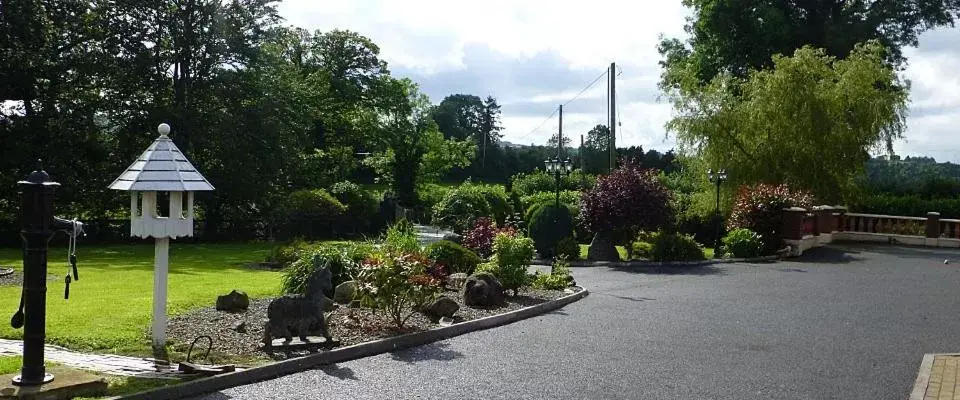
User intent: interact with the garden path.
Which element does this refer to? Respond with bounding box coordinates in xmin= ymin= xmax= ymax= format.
xmin=0 ymin=338 xmax=198 ymax=379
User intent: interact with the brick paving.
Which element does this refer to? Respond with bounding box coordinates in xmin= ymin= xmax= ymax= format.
xmin=0 ymin=338 xmax=184 ymax=379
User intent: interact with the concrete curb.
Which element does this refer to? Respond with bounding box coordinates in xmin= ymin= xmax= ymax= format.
xmin=532 ymin=255 xmax=780 ymax=268
xmin=909 ymin=353 xmax=938 ymax=400
xmin=112 ymin=287 xmax=589 ymax=400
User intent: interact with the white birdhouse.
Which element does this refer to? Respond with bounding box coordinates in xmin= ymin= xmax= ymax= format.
xmin=107 ymin=123 xmax=214 ymax=351
xmin=108 ymin=123 xmax=214 ymax=238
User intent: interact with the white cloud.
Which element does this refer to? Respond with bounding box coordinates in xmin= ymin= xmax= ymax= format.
xmin=278 ymin=0 xmax=960 ymax=162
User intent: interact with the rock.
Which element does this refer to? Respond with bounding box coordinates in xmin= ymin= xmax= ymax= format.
xmin=334 ymin=281 xmax=357 ymax=304
xmin=422 ymin=297 xmax=459 ymax=319
xmin=462 ymin=272 xmax=505 ymax=307
xmin=233 ymin=320 xmax=246 ymax=333
xmin=442 ymin=233 xmax=463 ymax=244
xmin=945 ymin=259 xmax=950 ymax=265
xmin=438 ymin=316 xmax=454 ymax=327
xmin=587 ymin=231 xmax=620 ymax=261
xmin=446 ymin=273 xmax=469 ymax=289
xmin=216 ymin=290 xmax=249 ymax=312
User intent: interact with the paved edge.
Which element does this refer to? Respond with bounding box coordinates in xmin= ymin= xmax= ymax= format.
xmin=111 ymin=287 xmax=590 ymax=400
xmin=910 ymin=353 xmax=946 ymax=400
xmin=532 ymin=255 xmax=780 ymax=268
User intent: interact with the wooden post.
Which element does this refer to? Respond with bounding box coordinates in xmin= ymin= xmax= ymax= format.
xmin=152 ymin=237 xmax=169 ymax=350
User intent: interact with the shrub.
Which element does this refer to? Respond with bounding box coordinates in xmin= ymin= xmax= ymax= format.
xmin=281 ymin=189 xmax=347 ymax=239
xmin=462 ymin=217 xmax=518 ymax=259
xmin=511 ymin=170 xmax=596 ymax=197
xmin=426 ymin=240 xmax=482 ymax=274
xmin=280 ymin=241 xmax=375 ymax=295
xmin=528 ymin=205 xmax=575 ymax=259
xmin=531 ymin=257 xmax=574 ymax=290
xmin=432 ymin=184 xmax=492 ymax=233
xmin=521 ymin=191 xmax=580 ymax=218
xmin=478 ymin=185 xmax=512 ymax=225
xmin=555 ymin=236 xmax=580 ymax=261
xmin=330 ymin=181 xmax=380 ymax=235
xmin=649 ymin=231 xmax=705 ymax=262
xmin=475 ymin=232 xmax=535 ymax=295
xmin=383 ymin=218 xmax=421 ymax=256
xmin=355 ymin=252 xmax=443 ymax=329
xmin=727 ymin=183 xmax=814 ymax=255
xmin=268 ymin=237 xmax=317 ymax=267
xmin=580 ymin=163 xmax=673 ymax=237
xmin=722 ymin=228 xmax=763 ymax=258
xmin=631 ymin=241 xmax=653 ymax=259
xmin=417 ymin=183 xmax=453 ymax=221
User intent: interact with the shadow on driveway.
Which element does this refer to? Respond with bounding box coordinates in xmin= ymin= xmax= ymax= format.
xmin=388 ymin=341 xmax=463 ymax=364
xmin=791 ymin=243 xmax=960 ymax=264
xmin=608 ymin=265 xmax=725 ymax=276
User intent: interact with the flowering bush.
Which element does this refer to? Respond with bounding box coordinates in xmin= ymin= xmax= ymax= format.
xmin=475 ymin=232 xmax=535 ymax=295
xmin=580 ymin=163 xmax=673 ymax=237
xmin=355 ymin=252 xmax=443 ymax=329
xmin=462 ymin=217 xmax=518 ymax=258
xmin=727 ymin=183 xmax=814 ymax=254
xmin=722 ymin=228 xmax=763 ymax=258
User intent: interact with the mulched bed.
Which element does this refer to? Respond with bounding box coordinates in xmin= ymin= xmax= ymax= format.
xmin=167 ymin=286 xmax=577 ymax=362
xmin=0 ymin=267 xmax=60 ymax=286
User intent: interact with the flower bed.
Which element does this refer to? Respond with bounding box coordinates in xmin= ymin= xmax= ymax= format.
xmin=167 ymin=286 xmax=575 ymax=363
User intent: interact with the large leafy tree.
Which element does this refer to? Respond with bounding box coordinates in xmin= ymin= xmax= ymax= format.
xmin=666 ymin=42 xmax=908 ymax=203
xmin=659 ymin=0 xmax=960 ymax=91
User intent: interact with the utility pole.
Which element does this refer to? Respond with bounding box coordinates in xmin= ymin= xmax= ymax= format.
xmin=611 ymin=62 xmax=617 ymax=171
xmin=580 ymin=134 xmax=584 ymax=171
xmin=558 ymin=104 xmax=563 ymax=158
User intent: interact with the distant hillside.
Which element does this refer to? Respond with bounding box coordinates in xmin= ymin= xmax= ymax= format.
xmin=862 ymin=156 xmax=960 ymax=196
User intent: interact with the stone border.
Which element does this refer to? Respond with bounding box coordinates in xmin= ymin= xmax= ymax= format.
xmin=910 ymin=353 xmax=944 ymax=400
xmin=110 ymin=287 xmax=589 ymax=400
xmin=532 ymin=255 xmax=780 ymax=268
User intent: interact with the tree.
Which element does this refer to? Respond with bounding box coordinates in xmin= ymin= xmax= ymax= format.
xmin=658 ymin=0 xmax=960 ymax=92
xmin=580 ymin=162 xmax=674 ymax=261
xmin=547 ymin=132 xmax=572 ymax=149
xmin=582 ymin=125 xmax=611 ymax=174
xmin=665 ymin=41 xmax=908 ymax=203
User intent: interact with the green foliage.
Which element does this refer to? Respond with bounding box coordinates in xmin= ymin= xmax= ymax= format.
xmin=849 ymin=193 xmax=960 ymax=219
xmin=355 ymin=253 xmax=443 ymax=328
xmin=521 ymin=191 xmax=581 ymax=217
xmin=528 ymin=205 xmax=575 ymax=259
xmin=330 ymin=181 xmax=380 ymax=235
xmin=268 ymin=237 xmax=317 ymax=267
xmin=554 ymin=237 xmax=580 ymax=261
xmin=476 ymin=232 xmax=535 ymax=294
xmin=631 ymin=241 xmax=653 ymax=259
xmin=658 ymin=0 xmax=959 ymax=90
xmin=728 ymin=183 xmax=814 ymax=255
xmin=722 ymin=229 xmax=763 ymax=259
xmin=417 ymin=183 xmax=453 ymax=216
xmin=280 ymin=242 xmax=374 ymax=294
xmin=426 ymin=240 xmax=482 ymax=275
xmin=511 ymin=170 xmax=595 ymax=197
xmin=861 ymin=157 xmax=960 ymax=198
xmin=664 ymin=42 xmax=908 ymax=203
xmin=649 ymin=232 xmax=706 ymax=262
xmin=281 ymin=189 xmax=348 ymax=239
xmin=383 ymin=218 xmax=421 ymax=256
xmin=531 ymin=257 xmax=574 ymax=290
xmin=431 ymin=182 xmax=510 ymax=232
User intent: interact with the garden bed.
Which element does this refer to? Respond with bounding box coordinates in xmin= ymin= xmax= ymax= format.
xmin=166 ymin=286 xmax=574 ymax=363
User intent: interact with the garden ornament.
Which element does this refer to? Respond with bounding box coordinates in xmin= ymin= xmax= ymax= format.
xmin=262 ymin=258 xmax=338 ymax=351
xmin=9 ymin=161 xmax=85 ymax=386
xmin=108 ymin=123 xmax=215 ymax=351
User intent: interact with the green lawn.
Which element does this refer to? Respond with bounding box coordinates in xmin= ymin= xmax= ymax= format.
xmin=0 ymin=243 xmax=279 ymax=356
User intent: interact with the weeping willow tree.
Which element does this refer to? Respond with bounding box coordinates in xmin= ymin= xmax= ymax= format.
xmin=663 ymin=41 xmax=909 ymax=204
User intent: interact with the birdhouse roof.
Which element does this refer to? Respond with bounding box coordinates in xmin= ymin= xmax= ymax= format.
xmin=109 ymin=135 xmax=214 ymax=192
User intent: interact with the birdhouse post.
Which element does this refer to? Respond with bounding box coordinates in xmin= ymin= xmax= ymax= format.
xmin=109 ymin=123 xmax=214 ymax=351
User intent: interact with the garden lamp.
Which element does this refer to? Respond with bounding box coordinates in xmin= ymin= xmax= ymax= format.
xmin=707 ymin=169 xmax=727 ymax=258
xmin=108 ymin=123 xmax=215 ymax=352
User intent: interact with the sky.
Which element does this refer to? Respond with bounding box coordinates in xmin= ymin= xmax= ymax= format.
xmin=277 ymin=0 xmax=960 ymax=163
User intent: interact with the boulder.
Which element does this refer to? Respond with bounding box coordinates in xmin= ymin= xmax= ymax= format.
xmin=323 ymin=296 xmax=337 ymax=312
xmin=446 ymin=273 xmax=469 ymax=289
xmin=216 ymin=290 xmax=249 ymax=312
xmin=422 ymin=297 xmax=459 ymax=320
xmin=233 ymin=320 xmax=247 ymax=333
xmin=334 ymin=281 xmax=357 ymax=304
xmin=462 ymin=272 xmax=505 ymax=307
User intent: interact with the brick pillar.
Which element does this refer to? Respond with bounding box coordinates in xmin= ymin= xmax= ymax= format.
xmin=815 ymin=206 xmax=834 ymax=235
xmin=782 ymin=207 xmax=807 ymax=241
xmin=926 ymin=212 xmax=940 ymax=239
xmin=834 ymin=206 xmax=847 ymax=232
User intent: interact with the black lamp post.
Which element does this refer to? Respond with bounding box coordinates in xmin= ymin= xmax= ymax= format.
xmin=707 ymin=169 xmax=727 ymax=258
xmin=544 ymin=158 xmax=574 ymax=207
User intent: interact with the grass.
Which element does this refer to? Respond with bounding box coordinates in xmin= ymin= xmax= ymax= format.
xmin=0 ymin=243 xmax=279 ymax=356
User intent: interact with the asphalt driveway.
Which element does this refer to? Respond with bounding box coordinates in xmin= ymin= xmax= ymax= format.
xmin=198 ymin=244 xmax=960 ymax=400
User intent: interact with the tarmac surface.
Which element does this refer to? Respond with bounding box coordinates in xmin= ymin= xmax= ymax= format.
xmin=197 ymin=244 xmax=960 ymax=400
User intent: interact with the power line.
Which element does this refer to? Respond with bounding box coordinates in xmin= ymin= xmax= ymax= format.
xmin=517 ymin=68 xmax=610 ymax=143
xmin=563 ymin=69 xmax=609 ymax=108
